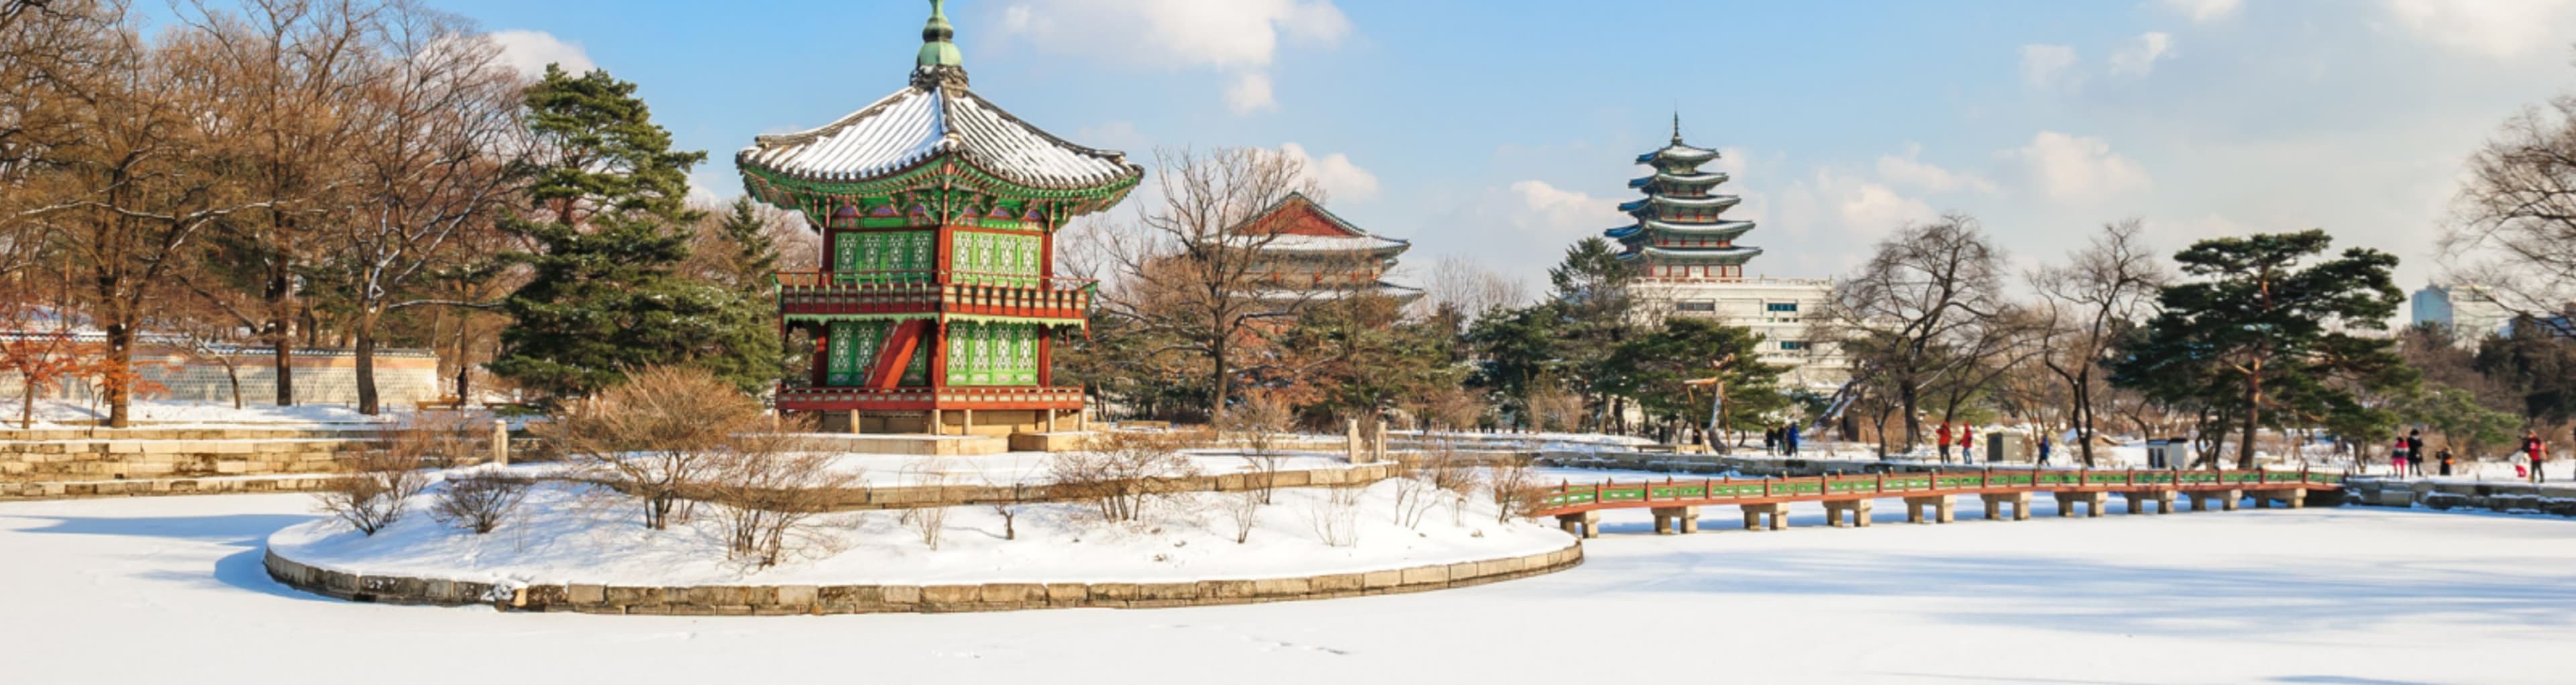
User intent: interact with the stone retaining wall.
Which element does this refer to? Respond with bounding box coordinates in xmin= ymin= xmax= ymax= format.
xmin=2343 ymin=478 xmax=2576 ymax=516
xmin=263 ymin=540 xmax=1583 ymax=615
xmin=2 ymin=474 xmax=341 ymax=499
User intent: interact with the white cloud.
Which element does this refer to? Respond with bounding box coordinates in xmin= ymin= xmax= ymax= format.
xmin=2158 ymin=0 xmax=2242 ymax=23
xmin=486 ymin=30 xmax=594 ymax=78
xmin=1876 ymin=143 xmax=2000 ymax=194
xmin=1508 ymin=180 xmax=1621 ymax=233
xmin=2004 ymin=131 xmax=2152 ymax=203
xmin=2019 ymin=44 xmax=2079 ymax=89
xmin=2109 ymin=32 xmax=2174 ymax=76
xmin=1000 ymin=0 xmax=1347 ymax=113
xmin=1273 ymin=143 xmax=1380 ymax=202
xmin=2383 ymin=0 xmax=2576 ymax=60
xmin=1225 ymin=73 xmax=1277 ymax=114
xmin=1073 ymin=121 xmax=1152 ymax=153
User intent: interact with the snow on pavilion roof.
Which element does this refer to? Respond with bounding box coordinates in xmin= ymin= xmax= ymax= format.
xmin=739 ymin=83 xmax=1142 ymax=191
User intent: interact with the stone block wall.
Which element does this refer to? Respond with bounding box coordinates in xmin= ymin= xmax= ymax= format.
xmin=264 ymin=541 xmax=1583 ymax=615
xmin=2344 ymin=478 xmax=2576 ymax=517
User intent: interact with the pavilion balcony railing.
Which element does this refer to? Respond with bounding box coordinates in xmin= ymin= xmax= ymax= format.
xmin=775 ymin=384 xmax=1086 ymax=408
xmin=775 ymin=270 xmax=1095 ymax=319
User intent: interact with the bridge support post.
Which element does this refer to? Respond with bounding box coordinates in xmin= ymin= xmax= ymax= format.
xmin=1903 ymin=494 xmax=1954 ymax=523
xmin=1823 ymin=498 xmax=1872 ymax=527
xmin=1650 ymin=506 xmax=1700 ymax=535
xmin=2055 ymin=491 xmax=2108 ymax=517
xmin=2249 ymin=488 xmax=2305 ymax=509
xmin=1554 ymin=511 xmax=1601 ymax=539
xmin=1981 ymin=492 xmax=2031 ymax=521
xmin=1740 ymin=503 xmax=1789 ymax=531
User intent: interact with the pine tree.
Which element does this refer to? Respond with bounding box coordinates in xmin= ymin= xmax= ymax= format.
xmin=2110 ymin=229 xmax=2413 ymax=468
xmin=489 ymin=66 xmax=769 ymax=399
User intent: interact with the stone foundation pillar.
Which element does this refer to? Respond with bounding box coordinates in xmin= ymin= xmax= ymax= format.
xmin=1740 ymin=502 xmax=1790 ymax=531
xmin=2122 ymin=490 xmax=2177 ymax=514
xmin=1555 ymin=511 xmax=1601 ymax=539
xmin=490 ymin=420 xmax=509 ymax=467
xmin=2055 ymin=490 xmax=2108 ymax=517
xmin=1650 ymin=505 xmax=1701 ymax=535
xmin=1904 ymin=494 xmax=1954 ymax=524
xmin=928 ymin=409 xmax=943 ymax=436
xmin=1981 ymin=492 xmax=2031 ymax=521
xmin=1346 ymin=419 xmax=1362 ymax=464
xmin=1823 ymin=498 xmax=1873 ymax=527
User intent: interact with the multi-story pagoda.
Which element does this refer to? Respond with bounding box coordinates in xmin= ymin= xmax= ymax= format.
xmin=1607 ymin=116 xmax=1761 ymax=280
xmin=739 ymin=0 xmax=1140 ymax=435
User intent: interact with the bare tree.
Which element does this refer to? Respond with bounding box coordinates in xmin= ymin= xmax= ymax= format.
xmin=316 ymin=441 xmax=429 ymax=535
xmin=327 ymin=5 xmax=523 ymax=414
xmin=1096 ymin=147 xmax=1320 ymax=420
xmin=1421 ymin=255 xmax=1527 ymax=318
xmin=1829 ymin=215 xmax=2009 ymax=453
xmin=2029 ymin=220 xmax=2169 ymax=466
xmin=2446 ymin=89 xmax=2576 ymax=336
xmin=1053 ymin=431 xmax=1198 ymax=523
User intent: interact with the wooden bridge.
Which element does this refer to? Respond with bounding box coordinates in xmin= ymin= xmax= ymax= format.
xmin=1529 ymin=468 xmax=2346 ymax=537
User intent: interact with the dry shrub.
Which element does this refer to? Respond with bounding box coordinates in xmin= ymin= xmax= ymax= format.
xmin=1426 ymin=386 xmax=1486 ymax=433
xmin=1487 ymin=452 xmax=1539 ymax=523
xmin=898 ymin=456 xmax=953 ymax=550
xmin=397 ymin=410 xmax=492 ymax=468
xmin=1306 ymin=484 xmax=1362 ymax=547
xmin=1420 ymin=442 xmax=1481 ymax=525
xmin=431 ymin=474 xmax=529 ymax=534
xmin=1528 ymin=383 xmax=1582 ymax=433
xmin=704 ymin=429 xmax=855 ymax=567
xmin=1221 ymin=390 xmax=1295 ymax=504
xmin=543 ymin=366 xmax=760 ymax=530
xmin=1222 ymin=488 xmax=1262 ymax=543
xmin=1056 ymin=431 xmax=1200 ymax=523
xmin=316 ymin=448 xmax=428 ymax=535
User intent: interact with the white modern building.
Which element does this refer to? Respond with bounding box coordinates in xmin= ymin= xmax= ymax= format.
xmin=2411 ymin=282 xmax=2510 ymax=344
xmin=1607 ymin=120 xmax=1845 ymax=388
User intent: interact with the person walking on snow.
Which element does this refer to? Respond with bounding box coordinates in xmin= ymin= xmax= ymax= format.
xmin=2435 ymin=446 xmax=2455 ymax=477
xmin=1785 ymin=423 xmax=1802 ymax=457
xmin=2036 ymin=433 xmax=2053 ymax=466
xmin=2392 ymin=435 xmax=2412 ymax=477
xmin=1937 ymin=422 xmax=1953 ymax=462
xmin=1960 ymin=425 xmax=1977 ymax=462
xmin=1762 ymin=425 xmax=1779 ymax=456
xmin=2526 ymin=431 xmax=2549 ymax=484
xmin=2406 ymin=429 xmax=2426 ymax=479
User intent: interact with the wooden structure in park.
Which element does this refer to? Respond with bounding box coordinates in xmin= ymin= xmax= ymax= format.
xmin=1530 ymin=468 xmax=2347 ymax=537
xmin=739 ymin=0 xmax=1138 ymax=435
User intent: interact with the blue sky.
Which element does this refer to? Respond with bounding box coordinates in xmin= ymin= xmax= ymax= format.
xmin=421 ymin=0 xmax=2576 ymax=296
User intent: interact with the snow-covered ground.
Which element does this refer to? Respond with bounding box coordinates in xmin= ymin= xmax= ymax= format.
xmin=269 ymin=476 xmax=1562 ymax=586
xmin=10 ymin=399 xmax=390 ymax=427
xmin=5 ymin=493 xmax=2572 ymax=684
xmin=822 ymin=450 xmax=1356 ymax=488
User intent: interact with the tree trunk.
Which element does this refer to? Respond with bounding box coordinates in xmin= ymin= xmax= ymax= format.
xmin=1898 ymin=380 xmax=1922 ymax=453
xmin=2072 ymin=370 xmax=2097 ymax=467
xmin=20 ymin=372 xmax=35 ymax=428
xmin=223 ymin=361 xmax=242 ymax=410
xmin=105 ymin=323 xmax=133 ymax=429
xmin=1209 ymin=336 xmax=1229 ymax=422
xmin=355 ymin=313 xmax=380 ymax=415
xmin=2240 ymin=371 xmax=2263 ymax=470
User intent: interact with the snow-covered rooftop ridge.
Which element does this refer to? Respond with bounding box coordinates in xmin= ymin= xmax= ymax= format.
xmin=1252 ymin=233 xmax=1410 ymax=253
xmin=739 ymin=84 xmax=1142 ymax=191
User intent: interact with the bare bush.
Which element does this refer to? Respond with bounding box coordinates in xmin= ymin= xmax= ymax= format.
xmin=1223 ymin=488 xmax=1262 ymax=543
xmin=900 ymin=456 xmax=953 ymax=550
xmin=1527 ymin=383 xmax=1583 ymax=433
xmin=1426 ymin=386 xmax=1487 ymax=433
xmin=981 ymin=453 xmax=1036 ymax=541
xmin=316 ymin=449 xmax=428 ymax=535
xmin=1391 ymin=475 xmax=1436 ymax=529
xmin=430 ymin=474 xmax=529 ymax=534
xmin=1420 ymin=443 xmax=1481 ymax=526
xmin=1055 ymin=431 xmax=1201 ymax=523
xmin=1487 ymin=453 xmax=1538 ymax=523
xmin=1306 ymin=485 xmax=1363 ymax=547
xmin=543 ymin=366 xmax=761 ymax=530
xmin=397 ymin=408 xmax=491 ymax=468
xmin=703 ymin=430 xmax=855 ymax=567
xmin=1221 ymin=390 xmax=1294 ymax=504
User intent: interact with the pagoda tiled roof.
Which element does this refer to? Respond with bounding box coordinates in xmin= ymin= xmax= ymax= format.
xmin=1636 ymin=143 xmax=1720 ymax=164
xmin=1628 ymin=171 xmax=1732 ymax=189
xmin=1623 ymin=245 xmax=1765 ymax=264
xmin=1619 ymin=194 xmax=1743 ymax=214
xmin=739 ymin=83 xmax=1142 ymax=191
xmin=1605 ymin=219 xmax=1756 ymax=240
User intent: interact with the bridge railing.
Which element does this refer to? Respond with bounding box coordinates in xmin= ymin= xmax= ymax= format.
xmin=1532 ymin=468 xmax=2342 ymax=512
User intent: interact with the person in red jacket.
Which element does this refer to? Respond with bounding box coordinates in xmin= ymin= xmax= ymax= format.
xmin=2392 ymin=436 xmax=2411 ymax=478
xmin=1961 ymin=425 xmax=1978 ymax=462
xmin=1936 ymin=422 xmax=1953 ymax=462
xmin=2526 ymin=431 xmax=2549 ymax=484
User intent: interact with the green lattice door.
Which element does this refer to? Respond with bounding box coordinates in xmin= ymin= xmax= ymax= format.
xmin=833 ymin=230 xmax=936 ymax=282
xmin=943 ymin=321 xmax=1039 ymax=386
xmin=950 ymin=231 xmax=1040 ymax=286
xmin=824 ymin=321 xmax=889 ymax=386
